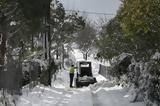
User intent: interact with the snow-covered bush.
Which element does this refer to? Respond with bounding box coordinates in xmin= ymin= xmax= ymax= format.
xmin=106 ymin=52 xmax=160 ymax=105
xmin=143 ymin=57 xmax=160 ymax=106
xmin=108 ymin=53 xmax=132 ymax=83
xmin=128 ymin=52 xmax=160 ymax=105
xmin=40 ymin=59 xmax=58 ymax=86
xmin=0 ymin=90 xmax=17 ymax=106
xmin=128 ymin=61 xmax=145 ymax=102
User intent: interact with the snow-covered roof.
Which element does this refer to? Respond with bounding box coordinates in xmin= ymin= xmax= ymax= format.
xmin=118 ymin=53 xmax=132 ymax=62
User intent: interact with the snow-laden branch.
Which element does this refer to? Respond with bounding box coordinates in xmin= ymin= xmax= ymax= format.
xmin=8 ymin=22 xmax=25 ymax=39
xmin=3 ymin=2 xmax=18 ymax=17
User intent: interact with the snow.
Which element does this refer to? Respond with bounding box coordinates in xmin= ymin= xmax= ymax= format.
xmin=92 ymin=87 xmax=144 ymax=106
xmin=31 ymin=59 xmax=48 ymax=70
xmin=70 ymin=49 xmax=84 ymax=62
xmin=118 ymin=53 xmax=132 ymax=62
xmin=90 ymin=81 xmax=144 ymax=106
xmin=16 ymin=49 xmax=144 ymax=106
xmin=92 ymin=85 xmax=123 ymax=94
xmin=0 ymin=90 xmax=18 ymax=106
xmin=151 ymin=51 xmax=160 ymax=60
xmin=17 ymin=84 xmax=93 ymax=106
xmin=51 ymin=68 xmax=70 ymax=88
xmin=10 ymin=21 xmax=16 ymax=26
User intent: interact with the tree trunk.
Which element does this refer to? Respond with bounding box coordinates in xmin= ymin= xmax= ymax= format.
xmin=46 ymin=1 xmax=52 ymax=86
xmin=83 ymin=52 xmax=88 ymax=60
xmin=56 ymin=48 xmax=59 ymax=60
xmin=0 ymin=14 xmax=7 ymax=67
xmin=31 ymin=34 xmax=34 ymax=52
xmin=61 ymin=44 xmax=64 ymax=68
xmin=0 ymin=34 xmax=6 ymax=66
xmin=86 ymin=52 xmax=88 ymax=60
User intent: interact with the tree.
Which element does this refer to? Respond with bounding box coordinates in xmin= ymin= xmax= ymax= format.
xmin=112 ymin=1 xmax=160 ymax=105
xmin=75 ymin=22 xmax=97 ymax=60
xmin=118 ymin=0 xmax=160 ymax=60
xmin=0 ymin=13 xmax=6 ymax=66
xmin=0 ymin=0 xmax=85 ymax=88
xmin=50 ymin=1 xmax=85 ymax=67
xmin=0 ymin=0 xmax=49 ymax=66
xmin=96 ymin=17 xmax=134 ymax=61
xmin=0 ymin=0 xmax=19 ymax=66
xmin=0 ymin=0 xmax=54 ymax=89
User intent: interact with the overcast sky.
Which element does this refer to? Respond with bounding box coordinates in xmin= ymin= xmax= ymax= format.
xmin=59 ymin=0 xmax=121 ymax=22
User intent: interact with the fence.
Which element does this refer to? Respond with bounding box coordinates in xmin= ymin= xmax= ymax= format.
xmin=99 ymin=64 xmax=112 ymax=80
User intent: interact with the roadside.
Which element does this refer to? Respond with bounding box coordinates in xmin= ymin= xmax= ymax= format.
xmin=91 ymin=81 xmax=144 ymax=106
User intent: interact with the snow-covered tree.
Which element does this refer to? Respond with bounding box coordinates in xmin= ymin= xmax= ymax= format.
xmin=50 ymin=0 xmax=85 ymax=67
xmin=107 ymin=53 xmax=132 ymax=82
xmin=75 ymin=22 xmax=96 ymax=60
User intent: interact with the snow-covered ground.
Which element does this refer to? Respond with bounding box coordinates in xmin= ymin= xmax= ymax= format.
xmin=17 ymin=85 xmax=93 ymax=106
xmin=16 ymin=49 xmax=144 ymax=106
xmin=91 ymin=81 xmax=144 ymax=106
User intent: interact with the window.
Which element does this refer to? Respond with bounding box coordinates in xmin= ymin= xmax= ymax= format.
xmin=80 ymin=63 xmax=89 ymax=67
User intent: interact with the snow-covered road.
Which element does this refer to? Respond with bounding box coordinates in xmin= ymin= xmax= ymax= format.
xmin=67 ymin=87 xmax=93 ymax=106
xmin=17 ymin=49 xmax=144 ymax=106
xmin=17 ymin=81 xmax=144 ymax=106
xmin=17 ymin=85 xmax=93 ymax=106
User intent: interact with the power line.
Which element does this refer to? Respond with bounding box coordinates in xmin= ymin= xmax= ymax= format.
xmin=65 ymin=9 xmax=116 ymax=16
